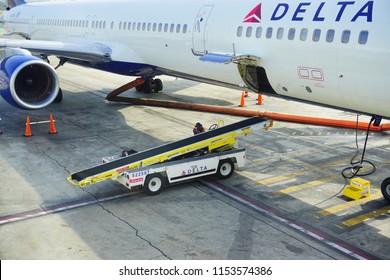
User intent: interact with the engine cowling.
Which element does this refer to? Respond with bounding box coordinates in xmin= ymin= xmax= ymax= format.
xmin=0 ymin=54 xmax=59 ymax=110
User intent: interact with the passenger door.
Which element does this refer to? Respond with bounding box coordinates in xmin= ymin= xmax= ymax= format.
xmin=192 ymin=5 xmax=213 ymax=55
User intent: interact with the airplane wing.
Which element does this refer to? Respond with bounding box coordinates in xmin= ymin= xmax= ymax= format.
xmin=0 ymin=38 xmax=112 ymax=63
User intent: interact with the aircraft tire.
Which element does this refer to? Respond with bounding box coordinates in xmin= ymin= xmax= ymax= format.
xmin=381 ymin=177 xmax=390 ymax=202
xmin=142 ymin=80 xmax=153 ymax=94
xmin=154 ymin=79 xmax=163 ymax=92
xmin=216 ymin=159 xmax=234 ymax=179
xmin=144 ymin=173 xmax=165 ymax=195
xmin=135 ymin=85 xmax=144 ymax=92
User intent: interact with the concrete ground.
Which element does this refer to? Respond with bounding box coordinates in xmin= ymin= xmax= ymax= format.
xmin=0 ymin=62 xmax=389 ymax=260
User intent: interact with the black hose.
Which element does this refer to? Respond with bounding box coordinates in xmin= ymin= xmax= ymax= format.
xmin=341 ymin=115 xmax=377 ymax=180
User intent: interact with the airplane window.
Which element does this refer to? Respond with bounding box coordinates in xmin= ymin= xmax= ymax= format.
xmin=256 ymin=27 xmax=262 ymax=38
xmin=237 ymin=26 xmax=243 ymax=37
xmin=246 ymin=27 xmax=253 ymax=38
xmin=142 ymin=23 xmax=146 ymax=31
xmin=111 ymin=21 xmax=114 ymax=29
xmin=164 ymin=23 xmax=168 ymax=32
xmin=266 ymin=27 xmax=273 ymax=39
xmin=170 ymin=24 xmax=175 ymax=33
xmin=158 ymin=23 xmax=163 ymax=32
xmin=341 ymin=30 xmax=351 ymax=44
xmin=326 ymin=29 xmax=335 ymax=42
xmin=277 ymin=27 xmax=284 ymax=39
xmin=99 ymin=21 xmax=103 ymax=29
xmin=147 ymin=23 xmax=151 ymax=31
xmin=128 ymin=22 xmax=131 ymax=30
xmin=359 ymin=31 xmax=369 ymax=44
xmin=137 ymin=22 xmax=141 ymax=31
xmin=176 ymin=24 xmax=181 ymax=33
xmin=312 ymin=29 xmax=321 ymax=42
xmin=153 ymin=23 xmax=157 ymax=32
xmin=183 ymin=24 xmax=188 ymax=33
xmin=288 ymin=28 xmax=295 ymax=40
xmin=300 ymin=28 xmax=308 ymax=41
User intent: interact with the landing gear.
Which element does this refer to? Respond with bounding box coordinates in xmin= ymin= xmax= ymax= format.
xmin=381 ymin=178 xmax=390 ymax=202
xmin=136 ymin=78 xmax=163 ymax=93
xmin=106 ymin=77 xmax=164 ymax=101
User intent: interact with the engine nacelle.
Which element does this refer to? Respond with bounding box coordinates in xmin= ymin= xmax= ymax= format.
xmin=0 ymin=54 xmax=59 ymax=110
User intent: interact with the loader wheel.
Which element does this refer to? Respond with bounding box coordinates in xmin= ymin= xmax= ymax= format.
xmin=216 ymin=159 xmax=234 ymax=179
xmin=381 ymin=177 xmax=390 ymax=203
xmin=144 ymin=173 xmax=164 ymax=195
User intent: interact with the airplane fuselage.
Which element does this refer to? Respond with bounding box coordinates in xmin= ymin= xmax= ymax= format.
xmin=1 ymin=0 xmax=389 ymax=118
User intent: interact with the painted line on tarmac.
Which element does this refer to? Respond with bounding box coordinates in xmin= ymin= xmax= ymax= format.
xmin=0 ymin=192 xmax=136 ymax=226
xmin=200 ymin=178 xmax=377 ymax=260
xmin=319 ymin=191 xmax=383 ymax=217
xmin=274 ymin=175 xmax=338 ymax=195
xmin=341 ymin=205 xmax=390 ymax=227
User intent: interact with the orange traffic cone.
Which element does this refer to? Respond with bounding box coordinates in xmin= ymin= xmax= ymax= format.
xmin=49 ymin=114 xmax=57 ymax=134
xmin=239 ymin=92 xmax=245 ymax=107
xmin=24 ymin=116 xmax=33 ymax=137
xmin=257 ymin=94 xmax=263 ymax=105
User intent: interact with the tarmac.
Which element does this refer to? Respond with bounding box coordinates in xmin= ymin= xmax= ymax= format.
xmin=0 ymin=61 xmax=389 ymax=260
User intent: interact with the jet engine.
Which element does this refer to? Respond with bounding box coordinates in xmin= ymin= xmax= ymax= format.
xmin=0 ymin=54 xmax=59 ymax=110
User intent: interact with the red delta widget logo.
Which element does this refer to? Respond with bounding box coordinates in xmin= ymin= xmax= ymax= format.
xmin=243 ymin=1 xmax=374 ymax=23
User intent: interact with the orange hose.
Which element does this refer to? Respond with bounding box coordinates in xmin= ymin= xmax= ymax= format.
xmin=108 ymin=97 xmax=390 ymax=132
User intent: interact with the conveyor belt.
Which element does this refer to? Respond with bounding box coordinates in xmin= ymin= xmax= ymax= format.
xmin=69 ymin=116 xmax=268 ymax=184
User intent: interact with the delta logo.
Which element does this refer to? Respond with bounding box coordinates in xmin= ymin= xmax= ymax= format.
xmin=243 ymin=3 xmax=262 ymax=23
xmin=243 ymin=1 xmax=374 ymax=23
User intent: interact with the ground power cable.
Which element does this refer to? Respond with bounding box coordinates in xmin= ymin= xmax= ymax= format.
xmin=314 ymin=115 xmax=377 ymax=207
xmin=341 ymin=115 xmax=377 ymax=181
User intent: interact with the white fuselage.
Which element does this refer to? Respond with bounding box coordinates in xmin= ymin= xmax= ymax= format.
xmin=2 ymin=0 xmax=389 ymax=118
